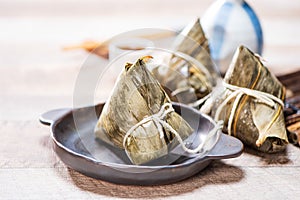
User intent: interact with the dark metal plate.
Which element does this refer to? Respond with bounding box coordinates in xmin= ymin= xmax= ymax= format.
xmin=40 ymin=103 xmax=243 ymax=185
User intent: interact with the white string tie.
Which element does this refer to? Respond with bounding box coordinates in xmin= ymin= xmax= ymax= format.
xmin=215 ymin=82 xmax=284 ymax=136
xmin=123 ymin=103 xmax=223 ymax=154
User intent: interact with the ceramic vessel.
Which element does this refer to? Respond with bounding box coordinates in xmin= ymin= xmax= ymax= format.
xmin=201 ymin=0 xmax=263 ymax=72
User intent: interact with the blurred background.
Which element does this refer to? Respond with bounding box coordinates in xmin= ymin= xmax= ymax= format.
xmin=0 ymin=0 xmax=300 ymax=120
xmin=1 ymin=0 xmax=300 ymax=70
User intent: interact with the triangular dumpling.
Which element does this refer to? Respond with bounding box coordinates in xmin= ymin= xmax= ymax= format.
xmin=151 ymin=18 xmax=219 ymax=106
xmin=95 ymin=56 xmax=193 ymax=164
xmin=212 ymin=46 xmax=288 ymax=153
xmin=173 ymin=18 xmax=218 ymax=80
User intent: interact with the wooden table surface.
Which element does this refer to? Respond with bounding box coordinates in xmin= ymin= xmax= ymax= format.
xmin=1 ymin=0 xmax=300 ymax=199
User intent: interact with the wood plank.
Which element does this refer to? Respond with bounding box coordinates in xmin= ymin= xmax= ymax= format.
xmin=1 ymin=120 xmax=300 ymax=199
xmin=1 ymin=0 xmax=300 ymax=75
xmin=0 ymin=119 xmax=299 ymax=198
xmin=1 ymin=165 xmax=300 ymax=199
xmin=0 ymin=121 xmax=63 ymax=168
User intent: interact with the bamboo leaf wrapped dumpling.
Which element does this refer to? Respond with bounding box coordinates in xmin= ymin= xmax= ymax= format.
xmin=172 ymin=18 xmax=218 ymax=81
xmin=151 ymin=18 xmax=219 ymax=106
xmin=94 ymin=56 xmax=194 ymax=165
xmin=212 ymin=46 xmax=288 ymax=153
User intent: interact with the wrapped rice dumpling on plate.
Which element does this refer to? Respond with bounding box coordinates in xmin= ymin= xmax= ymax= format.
xmin=151 ymin=18 xmax=220 ymax=107
xmin=94 ymin=56 xmax=194 ymax=165
xmin=211 ymin=46 xmax=288 ymax=153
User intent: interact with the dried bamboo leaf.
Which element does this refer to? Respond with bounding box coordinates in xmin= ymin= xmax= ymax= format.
xmin=95 ymin=56 xmax=193 ymax=164
xmin=212 ymin=46 xmax=288 ymax=153
xmin=172 ymin=18 xmax=217 ymax=80
xmin=151 ymin=18 xmax=219 ymax=105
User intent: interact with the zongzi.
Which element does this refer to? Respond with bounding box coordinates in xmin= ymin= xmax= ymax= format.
xmin=211 ymin=46 xmax=288 ymax=153
xmin=94 ymin=56 xmax=194 ymax=165
xmin=151 ymin=18 xmax=219 ymax=106
xmin=172 ymin=18 xmax=218 ymax=81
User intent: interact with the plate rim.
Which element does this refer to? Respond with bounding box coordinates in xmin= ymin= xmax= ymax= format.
xmin=48 ymin=103 xmax=242 ymax=171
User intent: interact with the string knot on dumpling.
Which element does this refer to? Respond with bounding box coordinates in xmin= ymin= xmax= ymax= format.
xmin=123 ymin=103 xmax=174 ymax=147
xmin=215 ymin=81 xmax=284 ymax=143
xmin=124 ymin=103 xmax=223 ymax=154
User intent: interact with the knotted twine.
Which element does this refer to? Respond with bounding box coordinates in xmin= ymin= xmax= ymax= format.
xmin=214 ymin=82 xmax=284 ymax=145
xmin=123 ymin=103 xmax=223 ymax=154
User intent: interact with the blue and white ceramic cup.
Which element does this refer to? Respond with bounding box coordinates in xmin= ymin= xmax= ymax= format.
xmin=201 ymin=0 xmax=263 ymax=72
